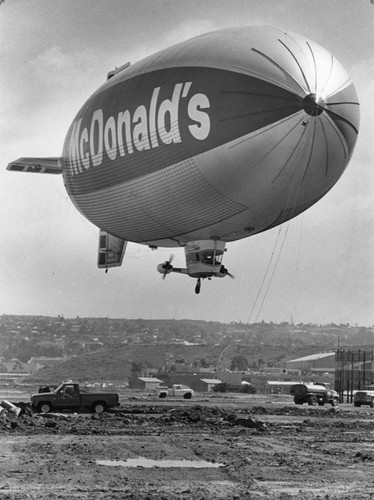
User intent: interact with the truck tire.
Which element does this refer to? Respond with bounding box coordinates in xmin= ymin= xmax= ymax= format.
xmin=331 ymin=398 xmax=339 ymax=407
xmin=159 ymin=392 xmax=167 ymax=398
xmin=354 ymin=402 xmax=361 ymax=407
xmin=92 ymin=402 xmax=106 ymax=414
xmin=370 ymin=398 xmax=374 ymax=408
xmin=38 ymin=402 xmax=52 ymax=413
xmin=308 ymin=395 xmax=317 ymax=406
xmin=183 ymin=393 xmax=192 ymax=399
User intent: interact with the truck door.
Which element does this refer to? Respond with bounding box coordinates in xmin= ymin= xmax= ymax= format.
xmin=56 ymin=384 xmax=81 ymax=409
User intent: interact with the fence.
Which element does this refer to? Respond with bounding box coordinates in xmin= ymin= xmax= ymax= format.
xmin=335 ymin=349 xmax=374 ymax=403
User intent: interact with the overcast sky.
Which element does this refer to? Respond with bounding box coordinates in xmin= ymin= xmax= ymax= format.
xmin=1 ymin=0 xmax=373 ymax=326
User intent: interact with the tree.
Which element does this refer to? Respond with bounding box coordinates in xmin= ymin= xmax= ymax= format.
xmin=200 ymin=358 xmax=209 ymax=368
xmin=131 ymin=362 xmax=143 ymax=375
xmin=230 ymin=355 xmax=249 ymax=371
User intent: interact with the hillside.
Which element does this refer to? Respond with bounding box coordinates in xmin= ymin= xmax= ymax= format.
xmin=5 ymin=315 xmax=372 ymax=386
xmin=21 ymin=342 xmax=323 ymax=385
xmin=21 ymin=343 xmax=223 ymax=384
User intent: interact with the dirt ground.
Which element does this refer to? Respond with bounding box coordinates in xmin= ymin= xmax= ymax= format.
xmin=2 ymin=393 xmax=374 ymax=499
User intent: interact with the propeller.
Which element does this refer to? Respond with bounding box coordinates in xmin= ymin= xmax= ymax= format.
xmin=220 ymin=266 xmax=235 ymax=280
xmin=162 ymin=254 xmax=174 ymax=279
xmin=220 ymin=265 xmax=235 ymax=279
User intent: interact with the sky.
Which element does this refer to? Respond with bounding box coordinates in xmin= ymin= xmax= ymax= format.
xmin=0 ymin=0 xmax=373 ymax=326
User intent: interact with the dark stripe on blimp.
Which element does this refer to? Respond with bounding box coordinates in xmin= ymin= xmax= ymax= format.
xmin=63 ymin=67 xmax=302 ymax=196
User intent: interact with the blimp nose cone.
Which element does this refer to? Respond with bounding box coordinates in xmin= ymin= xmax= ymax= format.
xmin=302 ymin=93 xmax=325 ymax=116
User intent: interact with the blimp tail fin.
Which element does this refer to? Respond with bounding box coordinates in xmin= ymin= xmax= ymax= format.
xmin=7 ymin=157 xmax=62 ymax=174
xmin=98 ymin=230 xmax=127 ymax=270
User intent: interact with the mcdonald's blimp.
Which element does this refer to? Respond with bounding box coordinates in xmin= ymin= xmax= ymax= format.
xmin=8 ymin=26 xmax=360 ymax=294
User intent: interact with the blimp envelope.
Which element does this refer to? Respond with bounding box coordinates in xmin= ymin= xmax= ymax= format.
xmin=57 ymin=26 xmax=358 ymax=247
xmin=8 ymin=26 xmax=359 ymax=257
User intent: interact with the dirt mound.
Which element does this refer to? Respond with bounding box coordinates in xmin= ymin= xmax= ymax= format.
xmin=0 ymin=403 xmax=268 ymax=435
xmin=161 ymin=405 xmax=235 ymax=424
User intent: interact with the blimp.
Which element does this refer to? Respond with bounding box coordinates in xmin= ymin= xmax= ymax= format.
xmin=7 ymin=26 xmax=359 ymax=294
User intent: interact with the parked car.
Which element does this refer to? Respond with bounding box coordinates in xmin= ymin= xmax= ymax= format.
xmin=354 ymin=390 xmax=374 ymax=407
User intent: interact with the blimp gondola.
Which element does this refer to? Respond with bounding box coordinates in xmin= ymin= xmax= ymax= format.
xmin=7 ymin=26 xmax=360 ymax=293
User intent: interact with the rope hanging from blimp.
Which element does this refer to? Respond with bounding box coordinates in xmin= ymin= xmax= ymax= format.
xmin=245 ymin=222 xmax=291 ymax=332
xmin=245 ymin=117 xmax=315 ymax=336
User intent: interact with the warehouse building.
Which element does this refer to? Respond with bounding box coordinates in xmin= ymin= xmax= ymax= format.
xmin=128 ymin=377 xmax=164 ymax=390
xmin=285 ymin=352 xmax=335 ymax=372
xmin=191 ymin=378 xmax=222 ymax=393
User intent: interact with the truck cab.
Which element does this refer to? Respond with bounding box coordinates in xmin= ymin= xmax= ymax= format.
xmin=57 ymin=383 xmax=81 ymax=408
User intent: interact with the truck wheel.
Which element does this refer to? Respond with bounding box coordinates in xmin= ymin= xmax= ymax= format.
xmin=354 ymin=402 xmax=361 ymax=407
xmin=92 ymin=402 xmax=106 ymax=414
xmin=38 ymin=402 xmax=52 ymax=413
xmin=331 ymin=398 xmax=339 ymax=407
xmin=183 ymin=393 xmax=192 ymax=399
xmin=370 ymin=398 xmax=374 ymax=408
xmin=159 ymin=392 xmax=167 ymax=399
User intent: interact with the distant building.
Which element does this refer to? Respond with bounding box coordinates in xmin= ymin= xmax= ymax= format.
xmin=216 ymin=371 xmax=248 ymax=386
xmin=266 ymin=381 xmax=299 ymax=395
xmin=157 ymin=373 xmax=218 ymax=389
xmin=285 ymin=353 xmax=335 ymax=372
xmin=128 ymin=377 xmax=164 ymax=390
xmin=81 ymin=341 xmax=104 ymax=352
xmin=192 ymin=378 xmax=222 ymax=392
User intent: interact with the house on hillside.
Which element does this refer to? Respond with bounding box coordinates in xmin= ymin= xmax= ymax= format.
xmin=128 ymin=377 xmax=164 ymax=390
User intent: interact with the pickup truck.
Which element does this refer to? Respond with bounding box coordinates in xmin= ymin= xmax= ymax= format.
xmin=158 ymin=384 xmax=194 ymax=399
xmin=31 ymin=383 xmax=120 ymax=414
xmin=354 ymin=390 xmax=374 ymax=407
